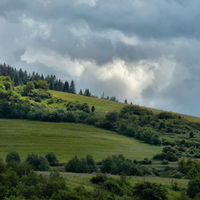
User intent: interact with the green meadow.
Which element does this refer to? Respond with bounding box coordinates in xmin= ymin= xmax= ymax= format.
xmin=0 ymin=119 xmax=162 ymax=162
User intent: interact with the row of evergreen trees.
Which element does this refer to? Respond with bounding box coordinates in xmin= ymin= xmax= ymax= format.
xmin=0 ymin=63 xmax=76 ymax=93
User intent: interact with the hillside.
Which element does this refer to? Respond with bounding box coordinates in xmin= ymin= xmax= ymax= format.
xmin=50 ymin=90 xmax=200 ymax=122
xmin=0 ymin=119 xmax=162 ymax=162
xmin=1 ymin=72 xmax=200 ymax=199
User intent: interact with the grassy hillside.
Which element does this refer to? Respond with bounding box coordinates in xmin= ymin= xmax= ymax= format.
xmin=49 ymin=90 xmax=200 ymax=122
xmin=0 ymin=119 xmax=162 ymax=162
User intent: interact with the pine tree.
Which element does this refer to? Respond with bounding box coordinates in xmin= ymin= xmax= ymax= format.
xmin=63 ymin=81 xmax=69 ymax=92
xmin=79 ymin=89 xmax=83 ymax=95
xmin=58 ymin=79 xmax=64 ymax=91
xmin=84 ymin=89 xmax=91 ymax=97
xmin=69 ymin=80 xmax=76 ymax=94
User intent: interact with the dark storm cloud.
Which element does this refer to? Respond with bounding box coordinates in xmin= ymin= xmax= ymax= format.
xmin=0 ymin=0 xmax=200 ymax=116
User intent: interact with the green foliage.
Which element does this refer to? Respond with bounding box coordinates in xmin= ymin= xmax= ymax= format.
xmin=45 ymin=152 xmax=59 ymax=166
xmin=90 ymin=174 xmax=133 ymax=197
xmin=171 ymin=179 xmax=181 ymax=191
xmin=63 ymin=81 xmax=69 ymax=92
xmin=187 ymin=177 xmax=200 ymax=199
xmin=153 ymin=152 xmax=178 ymax=162
xmin=84 ymin=88 xmax=91 ymax=96
xmin=103 ymin=179 xmax=123 ymax=196
xmin=65 ymin=155 xmax=97 ymax=173
xmin=178 ymin=159 xmax=200 ymax=178
xmin=25 ymin=154 xmax=50 ymax=171
xmin=133 ymin=181 xmax=168 ymax=200
xmin=0 ymin=76 xmax=13 ymax=90
xmin=90 ymin=174 xmax=108 ymax=184
xmin=120 ymin=105 xmax=153 ymax=116
xmin=106 ymin=112 xmax=118 ymax=122
xmin=69 ymin=80 xmax=76 ymax=94
xmin=23 ymin=81 xmax=35 ymax=95
xmin=100 ymin=154 xmax=132 ymax=175
xmin=129 ymin=165 xmax=143 ymax=176
xmin=91 ymin=105 xmax=95 ymax=113
xmin=27 ymin=88 xmax=52 ymax=101
xmin=136 ymin=127 xmax=161 ymax=145
xmin=175 ymin=191 xmax=191 ymax=200
xmin=6 ymin=152 xmax=21 ymax=164
xmin=34 ymin=80 xmax=49 ymax=90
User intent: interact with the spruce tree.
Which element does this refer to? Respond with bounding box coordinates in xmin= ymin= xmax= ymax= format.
xmin=79 ymin=89 xmax=83 ymax=95
xmin=84 ymin=89 xmax=91 ymax=96
xmin=69 ymin=80 xmax=76 ymax=94
xmin=63 ymin=81 xmax=69 ymax=92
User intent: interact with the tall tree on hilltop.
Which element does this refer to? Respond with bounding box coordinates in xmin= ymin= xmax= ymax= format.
xmin=58 ymin=79 xmax=64 ymax=91
xmin=63 ymin=81 xmax=69 ymax=92
xmin=79 ymin=89 xmax=83 ymax=95
xmin=69 ymin=80 xmax=76 ymax=94
xmin=84 ymin=89 xmax=91 ymax=97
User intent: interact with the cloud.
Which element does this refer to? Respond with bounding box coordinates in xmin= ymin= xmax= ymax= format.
xmin=0 ymin=0 xmax=200 ymax=116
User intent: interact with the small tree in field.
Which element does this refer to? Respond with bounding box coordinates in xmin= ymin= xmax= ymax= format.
xmin=91 ymin=106 xmax=95 ymax=113
xmin=133 ymin=181 xmax=168 ymax=200
xmin=45 ymin=152 xmax=59 ymax=166
xmin=26 ymin=153 xmax=50 ymax=171
xmin=6 ymin=151 xmax=21 ymax=164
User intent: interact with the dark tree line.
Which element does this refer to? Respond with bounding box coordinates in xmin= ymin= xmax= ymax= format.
xmin=0 ymin=63 xmax=76 ymax=93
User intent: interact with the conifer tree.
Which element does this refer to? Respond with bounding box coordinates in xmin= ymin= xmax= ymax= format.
xmin=84 ymin=89 xmax=91 ymax=96
xmin=69 ymin=80 xmax=76 ymax=94
xmin=79 ymin=89 xmax=83 ymax=95
xmin=63 ymin=81 xmax=69 ymax=92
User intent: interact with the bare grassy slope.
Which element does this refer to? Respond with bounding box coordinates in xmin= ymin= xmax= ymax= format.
xmin=0 ymin=119 xmax=162 ymax=162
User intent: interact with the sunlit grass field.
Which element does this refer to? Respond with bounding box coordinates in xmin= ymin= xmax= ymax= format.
xmin=49 ymin=90 xmax=200 ymax=122
xmin=0 ymin=119 xmax=162 ymax=162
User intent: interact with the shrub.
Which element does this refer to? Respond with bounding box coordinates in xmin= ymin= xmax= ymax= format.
xmin=65 ymin=155 xmax=96 ymax=173
xmin=161 ymin=160 xmax=169 ymax=165
xmin=6 ymin=152 xmax=21 ymax=164
xmin=25 ymin=154 xmax=50 ymax=171
xmin=133 ymin=181 xmax=168 ymax=200
xmin=104 ymin=180 xmax=123 ymax=196
xmin=100 ymin=154 xmax=132 ymax=175
xmin=187 ymin=178 xmax=200 ymax=199
xmin=45 ymin=152 xmax=59 ymax=166
xmin=90 ymin=174 xmax=108 ymax=184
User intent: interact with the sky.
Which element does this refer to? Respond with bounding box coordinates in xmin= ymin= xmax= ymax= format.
xmin=1 ymin=0 xmax=200 ymax=116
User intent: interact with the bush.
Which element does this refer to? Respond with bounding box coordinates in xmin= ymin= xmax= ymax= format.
xmin=25 ymin=154 xmax=50 ymax=171
xmin=136 ymin=127 xmax=161 ymax=145
xmin=45 ymin=152 xmax=59 ymax=166
xmin=133 ymin=181 xmax=168 ymax=200
xmin=65 ymin=155 xmax=96 ymax=173
xmin=27 ymin=89 xmax=52 ymax=100
xmin=100 ymin=154 xmax=132 ymax=175
xmin=158 ymin=112 xmax=177 ymax=119
xmin=129 ymin=165 xmax=143 ymax=176
xmin=6 ymin=152 xmax=21 ymax=164
xmin=187 ymin=178 xmax=200 ymax=199
xmin=104 ymin=180 xmax=123 ymax=196
xmin=90 ymin=174 xmax=108 ymax=184
xmin=161 ymin=160 xmax=169 ymax=165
